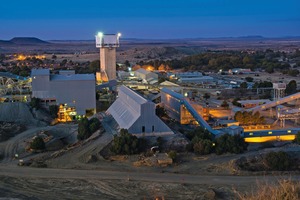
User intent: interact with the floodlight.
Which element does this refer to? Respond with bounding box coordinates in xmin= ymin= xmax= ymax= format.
xmin=118 ymin=33 xmax=122 ymax=37
xmin=98 ymin=32 xmax=103 ymax=37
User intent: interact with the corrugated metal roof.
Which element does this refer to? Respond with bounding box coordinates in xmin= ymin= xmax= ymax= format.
xmin=50 ymin=74 xmax=95 ymax=81
xmin=31 ymin=69 xmax=50 ymax=76
xmin=160 ymin=81 xmax=180 ymax=87
xmin=107 ymin=98 xmax=139 ymax=129
xmin=119 ymin=85 xmax=148 ymax=105
xmin=135 ymin=68 xmax=151 ymax=75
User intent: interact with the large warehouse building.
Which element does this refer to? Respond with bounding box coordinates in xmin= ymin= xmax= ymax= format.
xmin=31 ymin=69 xmax=96 ymax=116
xmin=107 ymin=85 xmax=173 ymax=136
xmin=134 ymin=68 xmax=158 ymax=84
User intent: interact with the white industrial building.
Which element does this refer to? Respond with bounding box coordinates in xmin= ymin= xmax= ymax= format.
xmin=31 ymin=69 xmax=96 ymax=115
xmin=107 ymin=85 xmax=173 ymax=136
xmin=134 ymin=68 xmax=158 ymax=84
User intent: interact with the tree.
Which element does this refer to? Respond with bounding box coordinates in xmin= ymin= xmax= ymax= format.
xmin=89 ymin=60 xmax=100 ymax=73
xmin=111 ymin=129 xmax=144 ymax=155
xmin=245 ymin=77 xmax=253 ymax=82
xmin=89 ymin=118 xmax=101 ymax=133
xmin=234 ymin=111 xmax=265 ymax=125
xmin=168 ymin=150 xmax=177 ymax=161
xmin=221 ymin=100 xmax=229 ymax=109
xmin=203 ymin=93 xmax=210 ymax=100
xmin=124 ymin=60 xmax=130 ymax=67
xmin=240 ymin=82 xmax=248 ymax=89
xmin=30 ymin=97 xmax=41 ymax=110
xmin=77 ymin=117 xmax=101 ymax=140
xmin=193 ymin=139 xmax=213 ymax=155
xmin=232 ymin=98 xmax=242 ymax=107
xmin=215 ymin=134 xmax=248 ymax=155
xmin=294 ymin=132 xmax=300 ymax=144
xmin=77 ymin=117 xmax=90 ymax=140
xmin=49 ymin=105 xmax=59 ymax=118
xmin=286 ymin=80 xmax=297 ymax=95
xmin=30 ymin=137 xmax=45 ymax=150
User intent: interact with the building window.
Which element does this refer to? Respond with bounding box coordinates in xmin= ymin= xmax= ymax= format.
xmin=152 ymin=126 xmax=154 ymax=132
xmin=142 ymin=126 xmax=145 ymax=133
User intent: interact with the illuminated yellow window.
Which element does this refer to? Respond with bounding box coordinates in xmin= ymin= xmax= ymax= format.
xmin=268 ymin=131 xmax=272 ymax=134
xmin=287 ymin=130 xmax=291 ymax=133
xmin=249 ymin=133 xmax=253 ymax=136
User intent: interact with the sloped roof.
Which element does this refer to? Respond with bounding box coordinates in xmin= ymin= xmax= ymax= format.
xmin=107 ymin=98 xmax=139 ymax=129
xmin=119 ymin=85 xmax=148 ymax=105
xmin=160 ymin=80 xmax=180 ymax=87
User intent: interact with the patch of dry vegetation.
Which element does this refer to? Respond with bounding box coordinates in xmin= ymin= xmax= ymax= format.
xmin=236 ymin=179 xmax=300 ymax=200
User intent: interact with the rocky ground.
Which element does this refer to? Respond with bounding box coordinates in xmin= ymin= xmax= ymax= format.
xmin=0 ymin=175 xmax=238 ymax=200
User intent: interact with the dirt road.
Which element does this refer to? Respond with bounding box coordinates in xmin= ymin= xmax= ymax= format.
xmin=0 ymin=164 xmax=298 ymax=185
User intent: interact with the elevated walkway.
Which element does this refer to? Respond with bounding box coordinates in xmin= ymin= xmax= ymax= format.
xmin=249 ymin=92 xmax=300 ymax=113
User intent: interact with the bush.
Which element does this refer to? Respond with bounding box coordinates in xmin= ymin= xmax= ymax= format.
xmin=77 ymin=117 xmax=90 ymax=140
xmin=111 ymin=129 xmax=144 ymax=155
xmin=264 ymin=151 xmax=291 ymax=171
xmin=193 ymin=139 xmax=214 ymax=155
xmin=77 ymin=117 xmax=101 ymax=140
xmin=89 ymin=118 xmax=101 ymax=133
xmin=30 ymin=97 xmax=41 ymax=110
xmin=294 ymin=132 xmax=300 ymax=144
xmin=236 ymin=179 xmax=300 ymax=200
xmin=234 ymin=111 xmax=265 ymax=125
xmin=245 ymin=76 xmax=253 ymax=82
xmin=168 ymin=150 xmax=177 ymax=161
xmin=221 ymin=100 xmax=229 ymax=109
xmin=49 ymin=105 xmax=59 ymax=118
xmin=215 ymin=134 xmax=248 ymax=155
xmin=185 ymin=127 xmax=213 ymax=141
xmin=30 ymin=137 xmax=45 ymax=150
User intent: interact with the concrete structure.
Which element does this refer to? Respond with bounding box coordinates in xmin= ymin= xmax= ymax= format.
xmin=134 ymin=68 xmax=158 ymax=84
xmin=31 ymin=69 xmax=96 ymax=116
xmin=95 ymin=32 xmax=121 ymax=82
xmin=273 ymin=82 xmax=286 ymax=100
xmin=107 ymin=85 xmax=172 ymax=136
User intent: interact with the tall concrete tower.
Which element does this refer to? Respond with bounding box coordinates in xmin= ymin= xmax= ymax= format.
xmin=95 ymin=32 xmax=121 ymax=82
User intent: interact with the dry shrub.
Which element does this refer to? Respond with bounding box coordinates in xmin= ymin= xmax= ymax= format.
xmin=236 ymin=179 xmax=300 ymax=200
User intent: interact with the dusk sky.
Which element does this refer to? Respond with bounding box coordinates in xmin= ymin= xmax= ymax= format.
xmin=0 ymin=0 xmax=299 ymax=40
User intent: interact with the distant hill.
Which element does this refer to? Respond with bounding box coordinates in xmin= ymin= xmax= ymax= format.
xmin=0 ymin=40 xmax=13 ymax=45
xmin=9 ymin=37 xmax=49 ymax=45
